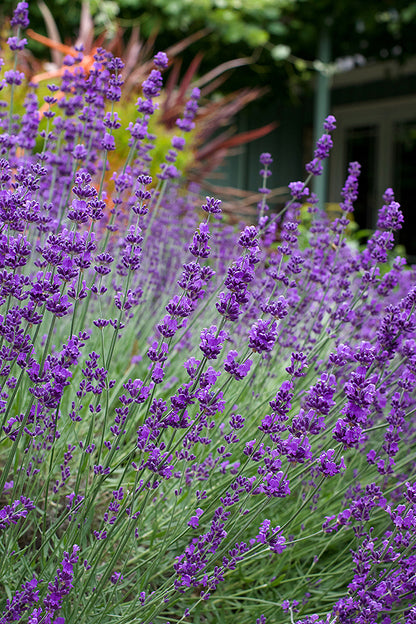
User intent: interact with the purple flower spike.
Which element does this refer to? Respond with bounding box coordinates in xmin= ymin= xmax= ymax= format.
xmin=176 ymin=88 xmax=200 ymax=132
xmin=4 ymin=70 xmax=25 ymax=86
xmin=43 ymin=545 xmax=80 ymax=618
xmin=318 ymin=449 xmax=346 ymax=477
xmin=1 ymin=577 xmax=39 ymax=623
xmin=7 ymin=36 xmax=28 ymax=51
xmin=110 ymin=572 xmax=123 ymax=585
xmin=189 ymin=222 xmax=211 ymax=258
xmin=377 ymin=195 xmax=404 ymax=231
xmin=142 ymin=70 xmax=163 ymax=99
xmin=202 ymin=196 xmax=222 ymax=215
xmin=188 ymin=508 xmax=204 ymax=528
xmin=154 ymin=51 xmax=169 ymax=69
xmin=314 ymin=134 xmax=333 ymax=160
xmin=305 ymin=158 xmax=323 ymax=176
xmin=323 ymin=114 xmax=336 ymax=131
xmin=11 ymin=2 xmax=30 ymax=29
xmin=249 ymin=319 xmax=278 ymax=354
xmin=101 ymin=133 xmax=116 ymax=151
xmin=216 ymin=292 xmax=240 ymax=322
xmin=172 ymin=136 xmax=185 ymax=150
xmin=260 ymin=152 xmax=273 ymax=165
xmin=340 ymin=161 xmax=361 ymax=213
xmin=224 ymin=350 xmax=253 ymax=380
xmin=289 ymin=181 xmax=309 ymax=201
xmin=305 ymin=115 xmax=336 ymax=176
xmin=0 ymin=496 xmax=35 ymax=531
xmin=262 ymin=471 xmax=290 ymax=498
xmin=238 ymin=225 xmax=259 ymax=249
xmin=199 ymin=326 xmax=228 ymax=359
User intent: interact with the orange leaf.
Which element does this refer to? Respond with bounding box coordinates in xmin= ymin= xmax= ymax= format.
xmin=27 ymin=29 xmax=78 ymax=56
xmin=196 ymin=122 xmax=278 ymax=161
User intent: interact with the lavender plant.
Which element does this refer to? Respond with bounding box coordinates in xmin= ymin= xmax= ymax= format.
xmin=1 ymin=4 xmax=416 ymax=624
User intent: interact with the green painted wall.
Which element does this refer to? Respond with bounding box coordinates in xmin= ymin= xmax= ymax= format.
xmin=208 ymin=99 xmax=305 ymax=194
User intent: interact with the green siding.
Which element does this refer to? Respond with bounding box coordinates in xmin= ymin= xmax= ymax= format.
xmin=214 ymin=69 xmax=416 ymax=203
xmin=208 ymin=101 xmax=304 ymax=194
xmin=332 ymin=74 xmax=416 ymax=106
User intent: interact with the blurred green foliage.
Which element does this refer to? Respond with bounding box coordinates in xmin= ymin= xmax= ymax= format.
xmin=2 ymin=0 xmax=416 ymax=100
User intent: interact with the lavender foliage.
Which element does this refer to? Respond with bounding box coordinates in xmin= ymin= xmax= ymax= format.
xmin=0 ymin=5 xmax=416 ymax=624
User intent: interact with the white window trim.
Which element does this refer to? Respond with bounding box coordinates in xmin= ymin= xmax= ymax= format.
xmin=329 ymin=94 xmax=416 ymax=226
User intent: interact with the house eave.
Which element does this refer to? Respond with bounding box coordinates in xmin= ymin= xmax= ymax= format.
xmin=332 ymin=55 xmax=416 ymax=88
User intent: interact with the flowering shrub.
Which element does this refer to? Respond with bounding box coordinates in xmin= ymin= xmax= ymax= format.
xmin=1 ymin=4 xmax=416 ymax=624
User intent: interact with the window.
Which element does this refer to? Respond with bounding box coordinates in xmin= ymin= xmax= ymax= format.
xmin=344 ymin=125 xmax=378 ymax=232
xmin=393 ymin=119 xmax=416 ymax=257
xmin=329 ymin=95 xmax=416 ymax=259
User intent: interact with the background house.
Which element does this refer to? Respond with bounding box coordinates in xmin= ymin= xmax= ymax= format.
xmin=330 ymin=57 xmax=416 ymax=260
xmin=214 ymin=55 xmax=416 ymax=260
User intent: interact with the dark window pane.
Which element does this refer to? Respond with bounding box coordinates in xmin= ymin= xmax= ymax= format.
xmin=393 ymin=120 xmax=416 ymax=259
xmin=345 ymin=125 xmax=378 ymax=232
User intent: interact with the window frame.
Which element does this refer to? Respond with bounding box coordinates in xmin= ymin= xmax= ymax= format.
xmin=329 ymin=94 xmax=416 ymax=227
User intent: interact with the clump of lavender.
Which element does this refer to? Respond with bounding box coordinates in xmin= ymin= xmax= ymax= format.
xmin=1 ymin=5 xmax=416 ymax=624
